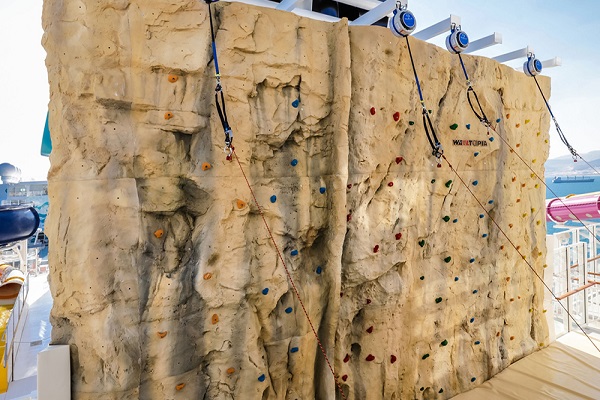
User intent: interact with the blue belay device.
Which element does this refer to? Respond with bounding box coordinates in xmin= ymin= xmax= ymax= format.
xmin=0 ymin=206 xmax=40 ymax=247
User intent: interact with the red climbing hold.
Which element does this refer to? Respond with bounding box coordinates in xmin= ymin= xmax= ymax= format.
xmin=366 ymin=326 xmax=373 ymax=333
xmin=366 ymin=298 xmax=372 ymax=304
xmin=393 ymin=112 xmax=400 ymax=121
xmin=347 ymin=214 xmax=352 ymax=222
xmin=347 ymin=184 xmax=352 ymax=189
xmin=387 ymin=182 xmax=394 ymax=187
xmin=437 ymin=163 xmax=442 ymax=168
xmin=370 ymin=107 xmax=376 ymax=115
xmin=343 ymin=354 xmax=350 ymax=363
xmin=373 ymin=245 xmax=379 ymax=253
xmin=366 ymin=354 xmax=375 ymax=362
xmin=395 ymin=156 xmax=403 ymax=164
xmin=391 ymin=355 xmax=397 ymax=364
xmin=395 ymin=233 xmax=402 ymax=240
xmin=342 ymin=374 xmax=348 ymax=382
xmin=226 ymin=154 xmax=232 ymax=161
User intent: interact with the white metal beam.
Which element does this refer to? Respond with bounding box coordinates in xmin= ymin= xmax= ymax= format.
xmin=226 ymin=0 xmax=279 ymax=9
xmin=336 ymin=0 xmax=382 ymax=11
xmin=462 ymin=32 xmax=502 ymax=54
xmin=413 ymin=15 xmax=460 ymax=41
xmin=492 ymin=46 xmax=533 ymax=63
xmin=349 ymin=0 xmax=396 ymax=26
xmin=542 ymin=57 xmax=562 ymax=69
xmin=277 ymin=0 xmax=300 ymax=11
xmin=292 ymin=7 xmax=340 ymax=22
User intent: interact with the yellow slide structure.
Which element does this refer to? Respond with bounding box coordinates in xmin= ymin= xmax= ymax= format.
xmin=0 ymin=265 xmax=25 ymax=393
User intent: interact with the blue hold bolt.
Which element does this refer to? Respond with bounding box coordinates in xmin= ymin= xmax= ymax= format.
xmin=292 ymin=99 xmax=300 ymax=108
xmin=270 ymin=195 xmax=277 ymax=203
xmin=291 ymin=159 xmax=298 ymax=166
xmin=285 ymin=307 xmax=293 ymax=314
xmin=262 ymin=288 xmax=269 ymax=295
xmin=291 ymin=249 xmax=298 ymax=256
xmin=319 ymin=187 xmax=326 ymax=194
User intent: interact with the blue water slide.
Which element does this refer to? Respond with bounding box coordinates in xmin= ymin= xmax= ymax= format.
xmin=41 ymin=111 xmax=52 ymax=157
xmin=0 ymin=206 xmax=40 ymax=247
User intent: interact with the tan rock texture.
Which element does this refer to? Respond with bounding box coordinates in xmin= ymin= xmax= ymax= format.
xmin=43 ymin=1 xmax=550 ymax=399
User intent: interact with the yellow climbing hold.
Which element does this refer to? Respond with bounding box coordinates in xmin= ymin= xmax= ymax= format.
xmin=176 ymin=383 xmax=186 ymax=391
xmin=211 ymin=314 xmax=219 ymax=324
xmin=536 ymin=220 xmax=541 ymax=225
xmin=530 ymin=173 xmax=535 ymax=178
xmin=164 ymin=112 xmax=174 ymax=120
xmin=535 ymin=184 xmax=539 ymax=188
xmin=168 ymin=74 xmax=179 ymax=83
xmin=236 ymin=199 xmax=246 ymax=209
xmin=201 ymin=162 xmax=211 ymax=171
xmin=543 ymin=264 xmax=548 ymax=268
xmin=154 ymin=229 xmax=164 ymax=238
xmin=532 ymin=159 xmax=537 ymax=163
xmin=203 ymin=272 xmax=213 ymax=280
xmin=525 ymin=119 xmax=531 ymax=124
xmin=157 ymin=331 xmax=167 ymax=338
xmin=543 ymin=309 xmax=547 ymax=313
xmin=537 ymin=131 xmax=541 ymax=136
xmin=531 ymin=208 xmax=536 ymax=213
xmin=227 ymin=367 xmax=235 ymax=375
xmin=544 ymin=139 xmax=548 ymax=143
xmin=522 ymin=255 xmax=526 ymax=260
xmin=522 ymin=213 xmax=528 ymax=218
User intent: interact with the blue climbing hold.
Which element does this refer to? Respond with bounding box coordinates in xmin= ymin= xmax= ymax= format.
xmin=270 ymin=195 xmax=277 ymax=203
xmin=285 ymin=307 xmax=293 ymax=314
xmin=472 ymin=289 xmax=478 ymax=294
xmin=262 ymin=288 xmax=269 ymax=295
xmin=470 ymin=317 xmax=475 ymax=323
xmin=290 ymin=347 xmax=299 ymax=353
xmin=291 ymin=249 xmax=298 ymax=256
xmin=472 ymin=180 xmax=478 ymax=186
xmin=292 ymin=99 xmax=300 ymax=108
xmin=488 ymin=200 xmax=494 ymax=204
xmin=474 ymin=152 xmax=479 ymax=157
xmin=479 ymin=214 xmax=484 ymax=219
xmin=471 ymin=377 xmax=476 ymax=382
xmin=319 ymin=187 xmax=326 ymax=194
xmin=482 ymin=233 xmax=488 ymax=238
xmin=316 ymin=266 xmax=322 ymax=274
xmin=454 ymin=277 xmax=459 ymax=282
xmin=496 ymin=118 xmax=501 ymax=123
xmin=466 ymin=124 xmax=471 ymax=130
xmin=489 ymin=137 xmax=495 ymax=142
xmin=469 ymin=258 xmax=475 ymax=263
xmin=258 ymin=374 xmax=266 ymax=382
xmin=453 ymin=218 xmax=458 ymax=223
xmin=291 ymin=159 xmax=298 ymax=166
xmin=475 ymin=340 xmax=480 ymax=345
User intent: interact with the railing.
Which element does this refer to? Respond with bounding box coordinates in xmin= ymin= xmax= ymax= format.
xmin=1 ymin=273 xmax=30 ymax=383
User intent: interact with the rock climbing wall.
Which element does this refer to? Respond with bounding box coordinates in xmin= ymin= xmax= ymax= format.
xmin=43 ymin=1 xmax=550 ymax=399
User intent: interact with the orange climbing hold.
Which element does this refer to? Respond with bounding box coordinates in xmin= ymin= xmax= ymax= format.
xmin=516 ymin=123 xmax=521 ymax=128
xmin=203 ymin=272 xmax=213 ymax=280
xmin=168 ymin=74 xmax=179 ymax=83
xmin=211 ymin=314 xmax=219 ymax=324
xmin=509 ymin=223 xmax=513 ymax=228
xmin=510 ymin=336 xmax=515 ymax=341
xmin=227 ymin=367 xmax=235 ymax=375
xmin=164 ymin=112 xmax=174 ymax=120
xmin=516 ymin=198 xmax=521 ymax=203
xmin=154 ymin=229 xmax=164 ymax=238
xmin=516 ymin=143 xmax=521 ymax=148
xmin=521 ymin=183 xmax=526 ymax=188
xmin=506 ymin=113 xmax=511 ymax=119
xmin=201 ymin=162 xmax=212 ymax=171
xmin=176 ymin=383 xmax=185 ymax=391
xmin=157 ymin=331 xmax=168 ymax=338
xmin=512 ymin=177 xmax=516 ymax=182
xmin=236 ymin=199 xmax=246 ymax=209
xmin=506 ymin=277 xmax=511 ymax=282
xmin=496 ymin=332 xmax=501 ymax=337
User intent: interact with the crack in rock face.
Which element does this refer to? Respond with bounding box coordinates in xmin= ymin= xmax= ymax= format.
xmin=44 ymin=1 xmax=550 ymax=398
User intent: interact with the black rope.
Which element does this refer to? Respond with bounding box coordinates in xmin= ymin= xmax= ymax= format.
xmin=405 ymin=36 xmax=443 ymax=160
xmin=458 ymin=54 xmax=491 ymax=129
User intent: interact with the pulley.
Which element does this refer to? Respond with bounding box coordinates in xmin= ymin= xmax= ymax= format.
xmin=446 ymin=26 xmax=469 ymax=54
xmin=389 ymin=5 xmax=416 ymax=37
xmin=523 ymin=54 xmax=542 ymax=77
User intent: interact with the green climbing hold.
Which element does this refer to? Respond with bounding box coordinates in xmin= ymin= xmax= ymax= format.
xmin=444 ymin=256 xmax=452 ymax=263
xmin=435 ymin=297 xmax=442 ymax=304
xmin=441 ymin=339 xmax=448 ymax=346
xmin=409 ymin=121 xmax=415 ymax=125
xmin=449 ymin=123 xmax=458 ymax=130
xmin=418 ymin=240 xmax=425 ymax=247
xmin=442 ymin=216 xmax=450 ymax=222
xmin=422 ymin=353 xmax=430 ymax=360
xmin=445 ymin=180 xmax=453 ymax=188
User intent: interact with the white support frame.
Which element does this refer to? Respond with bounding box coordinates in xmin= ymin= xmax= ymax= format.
xmin=349 ymin=0 xmax=397 ymax=26
xmin=413 ymin=15 xmax=460 ymax=41
xmin=491 ymin=45 xmax=533 ymax=63
xmin=463 ymin=32 xmax=502 ymax=54
xmin=542 ymin=57 xmax=562 ymax=69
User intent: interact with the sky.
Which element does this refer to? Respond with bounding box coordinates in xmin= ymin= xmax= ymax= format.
xmin=1 ymin=1 xmax=599 ymax=180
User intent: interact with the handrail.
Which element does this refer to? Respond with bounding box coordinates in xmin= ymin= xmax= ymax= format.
xmin=2 ymin=273 xmax=30 ymax=377
xmin=587 ymin=254 xmax=600 ymax=263
xmin=556 ymin=281 xmax=597 ymax=301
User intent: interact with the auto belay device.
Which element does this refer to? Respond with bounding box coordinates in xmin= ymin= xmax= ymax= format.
xmin=523 ymin=53 xmax=542 ymax=77
xmin=446 ymin=25 xmax=469 ymax=54
xmin=388 ymin=1 xmax=416 ymax=37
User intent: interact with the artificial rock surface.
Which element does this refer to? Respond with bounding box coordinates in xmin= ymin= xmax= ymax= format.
xmin=43 ymin=1 xmax=550 ymax=399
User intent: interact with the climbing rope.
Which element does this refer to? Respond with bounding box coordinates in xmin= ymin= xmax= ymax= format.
xmin=206 ymin=0 xmax=234 ymax=159
xmin=441 ymin=154 xmax=600 ymax=354
xmin=232 ymin=150 xmax=348 ymax=399
xmin=457 ymin=53 xmax=492 ymax=130
xmin=405 ymin=36 xmax=443 ymax=164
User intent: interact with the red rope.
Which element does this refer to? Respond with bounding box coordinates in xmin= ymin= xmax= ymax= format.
xmin=232 ymin=149 xmax=348 ymax=399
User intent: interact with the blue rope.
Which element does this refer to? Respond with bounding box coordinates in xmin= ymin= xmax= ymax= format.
xmin=207 ymin=4 xmax=220 ymax=76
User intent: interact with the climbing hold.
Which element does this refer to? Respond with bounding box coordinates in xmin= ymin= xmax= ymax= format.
xmin=537 ymin=131 xmax=541 ymax=136
xmin=496 ymin=332 xmax=501 ymax=337
xmin=472 ymin=180 xmax=478 ymax=186
xmin=442 ymin=216 xmax=450 ymax=222
xmin=516 ymin=198 xmax=521 ymax=203
xmin=154 ymin=229 xmax=164 ymax=238
xmin=176 ymin=383 xmax=186 ymax=391
xmin=270 ymin=195 xmax=277 ymax=203
xmin=164 ymin=112 xmax=174 ymax=120
xmin=291 ymin=347 xmax=299 ymax=353
xmin=292 ymin=99 xmax=300 ymax=108
xmin=258 ymin=374 xmax=266 ymax=382
xmin=500 ymin=245 xmax=504 ymax=250
xmin=316 ymin=266 xmax=322 ymax=274
xmin=387 ymin=182 xmax=394 ymax=187
xmin=510 ymin=336 xmax=515 ymax=341
xmin=512 ymin=177 xmax=517 ymax=182
xmin=435 ymin=297 xmax=443 ymax=304
xmin=226 ymin=154 xmax=232 ymax=161
xmin=343 ymin=354 xmax=351 ymax=363
xmin=285 ymin=307 xmax=293 ymax=314
xmin=157 ymin=331 xmax=168 ymax=338
xmin=168 ymin=74 xmax=179 ymax=83
xmin=469 ymin=258 xmax=475 ymax=263
xmin=489 ymin=136 xmax=495 ymax=142
xmin=506 ymin=113 xmax=510 ymax=119
xmin=475 ymin=341 xmax=480 ymax=345
xmin=453 ymin=218 xmax=458 ymax=223
xmin=496 ymin=118 xmax=501 ymax=123
xmin=535 ymin=184 xmax=539 ymax=188
xmin=474 ymin=152 xmax=479 ymax=157
xmin=506 ymin=277 xmax=511 ymax=282
xmin=482 ymin=233 xmax=488 ymax=238
xmin=454 ymin=277 xmax=459 ymax=282
xmin=347 ymin=184 xmax=352 ymax=189
xmin=444 ymin=256 xmax=452 ymax=263
xmin=479 ymin=214 xmax=484 ymax=219
xmin=428 ymin=109 xmax=433 ymax=114
xmin=445 ymin=180 xmax=453 ymax=188
xmin=203 ymin=272 xmax=212 ymax=280
xmin=373 ymin=245 xmax=380 ymax=253
xmin=471 ymin=377 xmax=476 ymax=382
xmin=545 ymin=139 xmax=548 ymax=143
xmin=409 ymin=121 xmax=415 ymax=125
xmin=469 ymin=317 xmax=475 ymax=323
xmin=227 ymin=367 xmax=235 ymax=375
xmin=262 ymin=288 xmax=269 ymax=295
xmin=211 ymin=314 xmax=219 ymax=324
xmin=522 ymin=213 xmax=527 ymax=218
xmin=291 ymin=249 xmax=299 ymax=256
xmin=395 ymin=232 xmax=402 ymax=240
xmin=510 ymin=298 xmax=515 ymax=302
xmin=516 ymin=143 xmax=521 ymax=148
xmin=391 ymin=355 xmax=397 ymax=364
xmin=441 ymin=339 xmax=448 ymax=346
xmin=370 ymin=107 xmax=376 ymax=115
xmin=290 ymin=159 xmax=298 ymax=166
xmin=393 ymin=111 xmax=400 ymax=121
xmin=420 ymin=276 xmax=424 ymax=280
xmin=319 ymin=187 xmax=326 ymax=194
xmin=439 ymin=389 xmax=444 ymax=394
xmin=366 ymin=299 xmax=372 ymax=304
xmin=366 ymin=326 xmax=374 ymax=334
xmin=450 ymin=123 xmax=459 ymax=130
xmin=418 ymin=240 xmax=425 ymax=247
xmin=531 ymin=207 xmax=536 ymax=213
xmin=516 ymin=123 xmax=521 ymax=128
xmin=236 ymin=199 xmax=246 ymax=209
xmin=488 ymin=200 xmax=494 ymax=204
xmin=521 ymin=183 xmax=526 ymax=188
xmin=422 ymin=354 xmax=430 ymax=360
xmin=201 ymin=162 xmax=212 ymax=171
xmin=536 ymin=220 xmax=541 ymax=225
xmin=395 ymin=156 xmax=404 ymax=164
xmin=365 ymin=354 xmax=375 ymax=362
xmin=473 ymin=289 xmax=478 ymax=294
xmin=466 ymin=124 xmax=471 ymax=129
xmin=342 ymin=374 xmax=348 ymax=382
xmin=431 ymin=179 xmax=436 ymax=184
xmin=532 ymin=159 xmax=537 ymax=163
xmin=347 ymin=214 xmax=352 ymax=222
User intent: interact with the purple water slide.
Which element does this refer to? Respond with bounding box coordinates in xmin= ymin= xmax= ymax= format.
xmin=546 ymin=192 xmax=600 ymax=222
